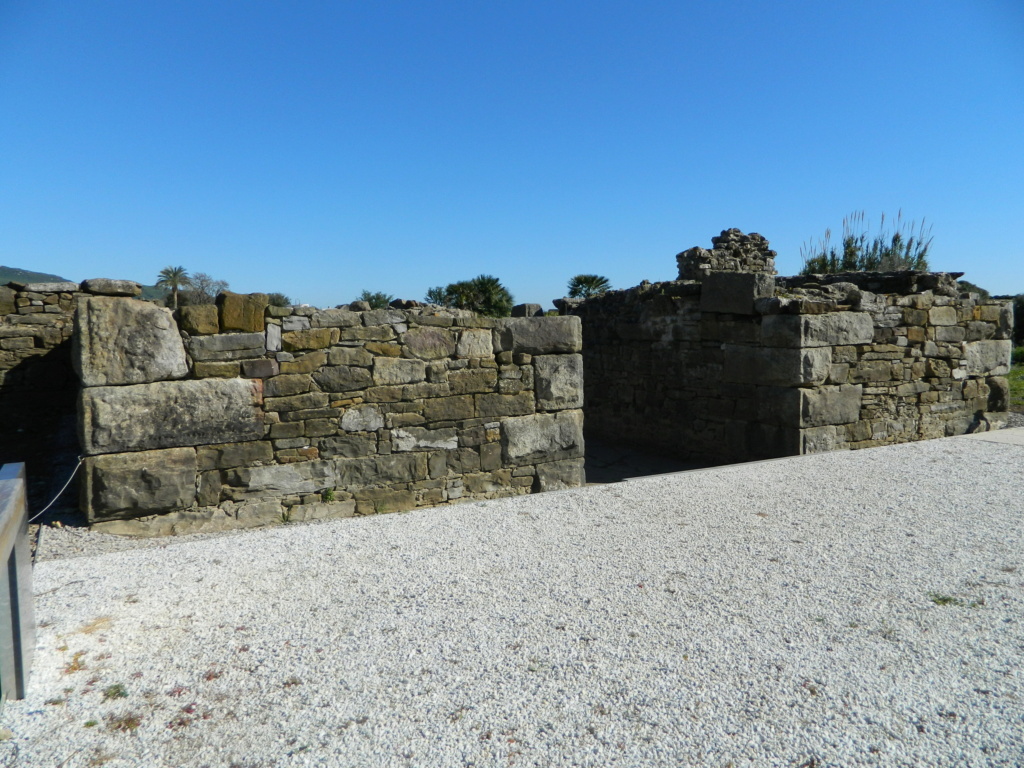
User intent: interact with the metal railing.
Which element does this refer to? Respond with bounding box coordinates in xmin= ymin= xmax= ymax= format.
xmin=0 ymin=464 xmax=33 ymax=707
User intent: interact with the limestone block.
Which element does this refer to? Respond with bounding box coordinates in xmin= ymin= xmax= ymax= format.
xmin=536 ymin=458 xmax=585 ymax=490
xmin=328 ymin=346 xmax=373 ymax=366
xmin=196 ymin=440 xmax=274 ymax=470
xmin=928 ymin=306 xmax=958 ymax=326
xmin=987 ymin=376 xmax=1009 ymax=411
xmin=340 ymin=404 xmax=384 ymax=432
xmin=502 ymin=409 xmax=584 ymax=464
xmin=280 ymin=350 xmax=327 ymax=374
xmin=312 ymin=365 xmax=372 ymax=392
xmin=22 ymin=281 xmax=79 ymax=293
xmin=189 ymin=332 xmax=266 ymax=361
xmin=362 ymin=309 xmax=406 ymax=326
xmin=799 ymin=426 xmax=841 ymax=454
xmin=511 ymin=303 xmax=544 ymax=318
xmin=534 ymin=354 xmax=583 ymax=411
xmin=225 ymin=459 xmax=337 ymax=495
xmin=82 ymin=447 xmax=196 ymax=522
xmin=179 ymin=304 xmax=219 ymax=335
xmin=266 ymin=323 xmax=282 ymax=352
xmin=494 ymin=317 xmax=582 ymax=354
xmin=699 ymin=272 xmax=775 ymax=315
xmin=798 ymin=384 xmax=863 ymax=427
xmin=282 ymin=328 xmax=336 ymax=351
xmin=964 ymin=339 xmax=1011 ymax=376
xmin=316 ymin=435 xmax=375 ymax=458
xmin=723 ymin=345 xmax=830 ymax=386
xmin=448 ymin=368 xmax=498 ymax=394
xmin=282 ymin=315 xmax=310 ymax=332
xmin=476 ymin=391 xmax=536 ymax=418
xmin=761 ymin=312 xmax=874 ymax=348
xmin=218 ymin=291 xmax=269 ymax=333
xmin=393 ymin=427 xmax=458 ymax=451
xmin=79 ymin=378 xmax=264 ymax=455
xmin=264 ymin=373 xmax=313 ymax=397
xmin=402 ymin=326 xmax=456 ymax=360
xmin=456 ymin=328 xmax=493 ymax=358
xmin=422 ymin=394 xmax=475 ymax=422
xmin=81 ymin=278 xmax=142 ymax=297
xmin=311 ymin=309 xmax=361 ymax=328
xmin=74 ymin=297 xmax=188 ymax=386
xmin=373 ymin=357 xmax=426 ymax=385
xmin=335 ymin=453 xmax=427 ymax=489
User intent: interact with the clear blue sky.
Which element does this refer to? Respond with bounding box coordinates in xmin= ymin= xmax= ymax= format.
xmin=1 ymin=0 xmax=1021 ymax=307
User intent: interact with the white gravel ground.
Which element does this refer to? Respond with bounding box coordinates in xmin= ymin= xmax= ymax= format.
xmin=5 ymin=431 xmax=1024 ymax=767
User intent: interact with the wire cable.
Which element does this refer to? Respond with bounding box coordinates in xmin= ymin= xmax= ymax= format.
xmin=27 ymin=456 xmax=84 ymax=524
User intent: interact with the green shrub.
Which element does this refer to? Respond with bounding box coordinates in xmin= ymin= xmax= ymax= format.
xmin=1013 ymin=347 xmax=1024 ymax=365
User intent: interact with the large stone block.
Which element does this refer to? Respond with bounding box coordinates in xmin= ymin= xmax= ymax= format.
xmin=189 ymin=332 xmax=266 ymax=361
xmin=22 ymin=281 xmax=79 ymax=293
xmin=310 ymin=309 xmax=361 ymax=328
xmin=699 ymin=272 xmax=775 ymax=315
xmin=456 ymin=328 xmax=493 ymax=358
xmin=448 ymin=368 xmax=498 ymax=394
xmin=196 ymin=440 xmax=274 ymax=470
xmin=312 ymin=365 xmax=372 ymax=392
xmin=402 ymin=326 xmax=456 ymax=360
xmin=494 ymin=317 xmax=582 ymax=354
xmin=74 ymin=297 xmax=188 ymax=386
xmin=340 ymin=404 xmax=384 ymax=432
xmin=723 ymin=345 xmax=831 ymax=386
xmin=502 ymin=409 xmax=584 ymax=464
xmin=335 ymin=453 xmax=426 ymax=489
xmin=964 ymin=339 xmax=1011 ymax=376
xmin=798 ymin=384 xmax=863 ymax=427
xmin=393 ymin=427 xmax=458 ymax=451
xmin=82 ymin=447 xmax=196 ymax=522
xmin=80 ymin=378 xmax=264 ymax=454
xmin=218 ymin=291 xmax=269 ymax=333
xmin=373 ymin=357 xmax=426 ymax=385
xmin=226 ymin=459 xmax=337 ymax=495
xmin=536 ymin=458 xmax=585 ymax=490
xmin=282 ymin=328 xmax=336 ymax=351
xmin=534 ymin=354 xmax=583 ymax=411
xmin=422 ymin=394 xmax=475 ymax=422
xmin=178 ymin=304 xmax=219 ymax=335
xmin=81 ymin=278 xmax=142 ymax=297
xmin=476 ymin=391 xmax=536 ymax=418
xmin=761 ymin=312 xmax=874 ymax=348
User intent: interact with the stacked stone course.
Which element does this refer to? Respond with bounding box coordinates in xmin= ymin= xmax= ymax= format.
xmin=76 ymin=292 xmax=585 ymax=534
xmin=569 ymin=229 xmax=1013 ymax=463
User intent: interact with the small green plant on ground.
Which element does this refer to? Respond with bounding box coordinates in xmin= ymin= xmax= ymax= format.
xmin=928 ymin=592 xmax=964 ymax=607
xmin=800 ymin=211 xmax=932 ymax=274
xmin=105 ymin=713 xmax=142 ymax=732
xmin=102 ymin=683 xmax=128 ymax=701
xmin=321 ymin=488 xmax=335 ymax=502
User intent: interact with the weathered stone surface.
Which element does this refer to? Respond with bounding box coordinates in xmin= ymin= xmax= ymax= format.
xmin=456 ymin=328 xmax=493 ymax=357
xmin=335 ymin=453 xmax=426 ymax=488
xmin=317 ymin=434 xmax=375 ymax=458
xmin=81 ymin=278 xmax=142 ymax=297
xmin=340 ymin=404 xmax=384 ymax=432
xmin=218 ymin=291 xmax=269 ymax=333
xmin=354 ymin=488 xmax=417 ymax=515
xmin=80 ymin=378 xmax=264 ymax=454
xmin=264 ymin=391 xmax=329 ymax=412
xmin=402 ymin=326 xmax=456 ymax=360
xmin=74 ymin=297 xmax=188 ymax=386
xmin=723 ymin=345 xmax=831 ymax=386
xmin=190 ymin=332 xmax=266 ymax=361
xmin=226 ymin=459 xmax=337 ymax=495
xmin=476 ymin=391 xmax=535 ymax=418
xmin=393 ymin=427 xmax=458 ymax=451
xmin=328 ymin=346 xmax=373 ymax=367
xmin=928 ymin=306 xmax=958 ymax=326
xmin=310 ymin=309 xmax=361 ymax=328
xmin=362 ymin=309 xmax=406 ymax=326
xmin=494 ymin=317 xmax=582 ymax=354
xmin=282 ymin=315 xmax=310 ymax=332
xmin=197 ymin=440 xmax=274 ymax=470
xmin=448 ymin=368 xmax=498 ymax=394
xmin=761 ymin=312 xmax=874 ymax=348
xmin=374 ymin=357 xmax=426 ymax=385
xmin=287 ymin=501 xmax=357 ymax=522
xmin=534 ymin=354 xmax=583 ymax=410
xmin=280 ymin=350 xmax=327 ymax=374
xmin=0 ymin=286 xmax=15 ymax=315
xmin=23 ymin=281 xmax=79 ymax=293
xmin=193 ymin=361 xmax=240 ymax=378
xmin=178 ymin=304 xmax=219 ymax=335
xmin=800 ymin=426 xmax=842 ymax=454
xmin=502 ymin=410 xmax=584 ymax=464
xmin=422 ymin=394 xmax=475 ymax=422
xmin=282 ymin=328 xmax=336 ymax=351
xmin=82 ymin=447 xmax=196 ymax=522
xmin=265 ymin=373 xmax=313 ymax=397
xmin=511 ymin=303 xmax=544 ymax=318
xmin=798 ymin=384 xmax=863 ymax=427
xmin=536 ymin=458 xmax=585 ymax=490
xmin=964 ymin=339 xmax=1011 ymax=376
xmin=699 ymin=272 xmax=775 ymax=315
xmin=312 ymin=365 xmax=372 ymax=392
xmin=266 ymin=323 xmax=282 ymax=352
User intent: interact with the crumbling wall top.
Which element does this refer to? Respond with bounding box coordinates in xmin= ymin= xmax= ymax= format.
xmin=676 ymin=228 xmax=777 ymax=281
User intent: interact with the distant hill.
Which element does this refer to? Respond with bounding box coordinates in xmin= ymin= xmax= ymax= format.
xmin=0 ymin=265 xmax=168 ymax=303
xmin=0 ymin=265 xmax=69 ymax=285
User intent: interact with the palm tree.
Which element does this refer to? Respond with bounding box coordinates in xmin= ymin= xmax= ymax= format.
xmin=567 ymin=274 xmax=611 ymax=298
xmin=424 ymin=275 xmax=514 ymax=317
xmin=156 ymin=266 xmax=191 ymax=309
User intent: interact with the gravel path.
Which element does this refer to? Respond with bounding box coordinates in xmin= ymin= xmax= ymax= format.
xmin=6 ymin=431 xmax=1024 ymax=767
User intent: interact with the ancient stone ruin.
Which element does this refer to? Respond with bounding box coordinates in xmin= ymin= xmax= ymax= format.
xmin=562 ymin=229 xmax=1013 ymax=463
xmin=0 ymin=231 xmax=1013 ymax=535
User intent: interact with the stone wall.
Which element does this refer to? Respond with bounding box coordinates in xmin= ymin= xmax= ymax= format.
xmin=77 ymin=293 xmax=585 ymax=535
xmin=567 ymin=229 xmax=1013 ymax=463
xmin=0 ymin=279 xmax=141 ymax=509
